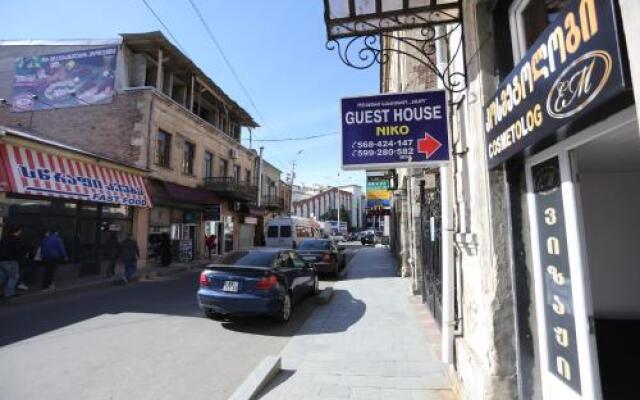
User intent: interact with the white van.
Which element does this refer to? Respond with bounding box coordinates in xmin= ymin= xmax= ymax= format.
xmin=265 ymin=216 xmax=321 ymax=248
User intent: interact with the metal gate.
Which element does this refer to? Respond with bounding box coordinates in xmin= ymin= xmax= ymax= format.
xmin=420 ymin=176 xmax=442 ymax=324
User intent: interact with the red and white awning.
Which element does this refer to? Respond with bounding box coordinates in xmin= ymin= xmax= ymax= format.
xmin=0 ymin=143 xmax=152 ymax=207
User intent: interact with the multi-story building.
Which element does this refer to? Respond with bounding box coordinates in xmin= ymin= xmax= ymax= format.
xmin=0 ymin=31 xmax=277 ymax=271
xmin=324 ymin=0 xmax=640 ymax=399
xmin=292 ymin=185 xmax=365 ymax=230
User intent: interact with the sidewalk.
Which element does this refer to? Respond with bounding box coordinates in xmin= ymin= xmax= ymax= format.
xmin=257 ymin=247 xmax=456 ymax=400
xmin=0 ymin=258 xmax=210 ymax=306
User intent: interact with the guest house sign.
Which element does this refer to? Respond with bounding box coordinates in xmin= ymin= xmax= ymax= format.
xmin=484 ymin=0 xmax=628 ymax=168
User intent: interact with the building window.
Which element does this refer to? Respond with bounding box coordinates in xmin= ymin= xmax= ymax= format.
xmin=509 ymin=0 xmax=571 ymax=61
xmin=204 ymin=151 xmax=214 ymax=178
xmin=233 ymin=165 xmax=241 ymax=184
xmin=219 ymin=158 xmax=228 ymax=178
xmin=182 ymin=141 xmax=195 ymax=175
xmin=156 ymin=130 xmax=172 ymax=168
xmin=245 ymin=169 xmax=251 ymax=185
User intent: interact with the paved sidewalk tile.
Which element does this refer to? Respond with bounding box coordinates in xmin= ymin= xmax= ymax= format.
xmin=257 ymin=248 xmax=456 ymax=400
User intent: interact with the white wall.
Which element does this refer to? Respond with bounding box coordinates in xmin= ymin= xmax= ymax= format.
xmin=580 ymin=172 xmax=640 ymax=318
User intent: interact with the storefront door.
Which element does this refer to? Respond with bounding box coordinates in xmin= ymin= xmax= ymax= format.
xmin=522 ymin=109 xmax=640 ymax=399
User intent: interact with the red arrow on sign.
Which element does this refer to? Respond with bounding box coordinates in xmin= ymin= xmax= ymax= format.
xmin=417 ymin=133 xmax=442 ymax=158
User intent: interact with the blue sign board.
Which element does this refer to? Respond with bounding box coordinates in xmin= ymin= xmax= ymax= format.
xmin=341 ymin=90 xmax=449 ymax=170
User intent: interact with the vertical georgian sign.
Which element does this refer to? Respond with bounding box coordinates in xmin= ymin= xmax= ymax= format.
xmin=532 ymin=157 xmax=581 ymax=393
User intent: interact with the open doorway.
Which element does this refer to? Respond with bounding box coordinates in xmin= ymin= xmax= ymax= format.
xmin=572 ymin=112 xmax=640 ymax=399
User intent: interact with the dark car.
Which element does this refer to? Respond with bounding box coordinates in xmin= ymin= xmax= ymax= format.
xmin=197 ymin=248 xmax=319 ymax=323
xmin=360 ymin=232 xmax=376 ymax=246
xmin=296 ymin=239 xmax=345 ymax=278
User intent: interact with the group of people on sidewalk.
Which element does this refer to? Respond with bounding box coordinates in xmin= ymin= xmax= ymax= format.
xmin=0 ymin=226 xmax=140 ymax=299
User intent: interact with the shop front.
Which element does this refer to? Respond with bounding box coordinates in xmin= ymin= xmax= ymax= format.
xmin=0 ymin=133 xmax=151 ymax=283
xmin=147 ymin=179 xmax=232 ymax=261
xmin=484 ymin=0 xmax=635 ymax=398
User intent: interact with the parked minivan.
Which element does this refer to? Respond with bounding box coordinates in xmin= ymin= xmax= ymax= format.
xmin=265 ymin=217 xmax=321 ymax=248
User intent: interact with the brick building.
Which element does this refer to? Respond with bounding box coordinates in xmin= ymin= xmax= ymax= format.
xmin=0 ymin=31 xmax=281 ymax=272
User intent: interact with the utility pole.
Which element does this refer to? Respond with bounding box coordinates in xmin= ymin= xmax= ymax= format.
xmin=256 ymin=146 xmax=264 ymax=207
xmin=289 ymin=160 xmax=296 ymax=216
xmin=337 ymin=188 xmax=341 ymax=234
xmin=288 ymin=150 xmax=303 ymax=216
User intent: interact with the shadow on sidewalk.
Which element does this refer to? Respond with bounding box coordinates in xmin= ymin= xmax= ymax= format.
xmin=221 ymin=289 xmax=366 ymax=337
xmin=256 ymin=369 xmax=296 ymax=399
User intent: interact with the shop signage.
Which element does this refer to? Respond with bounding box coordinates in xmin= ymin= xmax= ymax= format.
xmin=341 ymin=90 xmax=449 ymax=170
xmin=533 ymin=158 xmax=581 ymax=393
xmin=484 ymin=0 xmax=628 ymax=169
xmin=366 ymin=175 xmax=391 ymax=208
xmin=0 ymin=143 xmax=152 ymax=207
xmin=244 ymin=216 xmax=258 ymax=225
xmin=204 ymin=204 xmax=221 ymax=221
xmin=11 ymin=46 xmax=118 ymax=112
xmin=183 ymin=210 xmax=201 ymax=224
xmin=179 ymin=239 xmax=193 ymax=262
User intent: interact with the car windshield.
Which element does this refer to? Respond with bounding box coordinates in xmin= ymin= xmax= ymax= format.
xmin=298 ymin=240 xmax=331 ymax=250
xmin=219 ymin=251 xmax=278 ymax=267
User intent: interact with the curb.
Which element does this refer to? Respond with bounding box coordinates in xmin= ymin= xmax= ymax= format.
xmin=1 ymin=263 xmax=203 ymax=306
xmin=228 ymin=355 xmax=281 ymax=400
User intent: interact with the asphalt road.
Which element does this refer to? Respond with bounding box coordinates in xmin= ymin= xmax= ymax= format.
xmin=0 ymin=264 xmax=345 ymax=400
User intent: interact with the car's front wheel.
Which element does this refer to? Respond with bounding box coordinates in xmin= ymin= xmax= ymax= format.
xmin=272 ymin=293 xmax=292 ymax=323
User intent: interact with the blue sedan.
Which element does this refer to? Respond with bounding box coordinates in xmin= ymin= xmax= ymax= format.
xmin=197 ymin=248 xmax=319 ymax=323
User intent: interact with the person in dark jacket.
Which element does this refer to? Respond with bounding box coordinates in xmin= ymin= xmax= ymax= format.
xmin=104 ymin=232 xmax=120 ymax=277
xmin=41 ymin=229 xmax=68 ymax=291
xmin=120 ymin=234 xmax=140 ymax=283
xmin=159 ymin=233 xmax=172 ymax=266
xmin=0 ymin=226 xmax=26 ymax=297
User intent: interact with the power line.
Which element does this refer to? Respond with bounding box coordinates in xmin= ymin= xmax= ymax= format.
xmin=141 ymin=0 xmax=189 ymax=56
xmin=187 ymin=0 xmax=267 ymax=126
xmin=253 ymin=132 xmax=338 ymax=142
xmin=186 ymin=0 xmax=292 ymax=169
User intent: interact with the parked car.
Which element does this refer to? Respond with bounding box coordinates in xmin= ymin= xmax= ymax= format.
xmin=360 ymin=231 xmax=376 ymax=246
xmin=296 ymin=239 xmax=345 ymax=278
xmin=265 ymin=216 xmax=321 ymax=249
xmin=197 ymin=248 xmax=319 ymax=323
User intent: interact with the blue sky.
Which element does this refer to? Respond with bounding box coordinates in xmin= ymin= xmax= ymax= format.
xmin=1 ymin=0 xmax=378 ymax=187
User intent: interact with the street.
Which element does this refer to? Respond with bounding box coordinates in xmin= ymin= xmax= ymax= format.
xmin=0 ymin=267 xmax=337 ymax=400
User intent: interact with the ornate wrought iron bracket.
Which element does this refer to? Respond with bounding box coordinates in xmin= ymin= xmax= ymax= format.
xmin=326 ymin=13 xmax=467 ymax=94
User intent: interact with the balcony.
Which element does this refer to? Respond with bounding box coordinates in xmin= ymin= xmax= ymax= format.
xmin=262 ymin=195 xmax=285 ymax=210
xmin=203 ymin=177 xmax=257 ymax=202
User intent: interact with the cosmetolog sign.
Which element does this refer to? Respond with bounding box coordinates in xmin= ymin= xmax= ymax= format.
xmin=341 ymin=90 xmax=449 ymax=170
xmin=484 ymin=0 xmax=628 ymax=169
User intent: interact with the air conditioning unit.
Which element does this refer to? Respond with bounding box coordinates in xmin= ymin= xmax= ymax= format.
xmin=229 ymin=148 xmax=239 ymax=159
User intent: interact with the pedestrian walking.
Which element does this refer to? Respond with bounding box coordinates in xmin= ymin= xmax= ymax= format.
xmin=0 ymin=226 xmax=26 ymax=298
xmin=160 ymin=233 xmax=172 ymax=266
xmin=104 ymin=232 xmax=120 ymax=277
xmin=120 ymin=234 xmax=139 ymax=283
xmin=41 ymin=229 xmax=68 ymax=292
